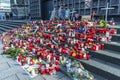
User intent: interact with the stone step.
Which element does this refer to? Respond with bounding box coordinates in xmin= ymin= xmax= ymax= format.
xmin=90 ymin=49 xmax=120 ymax=65
xmin=60 ymin=65 xmax=107 ymax=80
xmin=0 ymin=23 xmax=22 ymax=28
xmin=0 ymin=21 xmax=25 ymax=25
xmin=92 ymin=73 xmax=107 ymax=80
xmin=111 ymin=34 xmax=120 ymax=42
xmin=0 ymin=21 xmax=24 ymax=25
xmin=0 ymin=25 xmax=14 ymax=30
xmin=0 ymin=30 xmax=4 ymax=34
xmin=108 ymin=26 xmax=120 ymax=34
xmin=63 ymin=53 xmax=120 ymax=80
xmin=0 ymin=23 xmax=21 ymax=34
xmin=80 ymin=59 xmax=120 ymax=80
xmin=60 ymin=66 xmax=73 ymax=80
xmin=115 ymin=29 xmax=120 ymax=34
xmin=3 ymin=20 xmax=27 ymax=23
xmin=0 ymin=24 xmax=21 ymax=28
xmin=0 ymin=27 xmax=9 ymax=32
xmin=104 ymin=41 xmax=120 ymax=52
xmin=109 ymin=26 xmax=120 ymax=29
xmin=0 ymin=22 xmax=24 ymax=34
xmin=42 ymin=72 xmax=70 ymax=80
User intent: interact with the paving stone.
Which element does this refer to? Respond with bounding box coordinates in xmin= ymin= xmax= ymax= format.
xmin=16 ymin=72 xmax=31 ymax=80
xmin=0 ymin=55 xmax=16 ymax=64
xmin=0 ymin=62 xmax=10 ymax=71
xmin=59 ymin=76 xmax=71 ymax=80
xmin=0 ymin=67 xmax=23 ymax=80
xmin=53 ymin=72 xmax=66 ymax=79
xmin=42 ymin=75 xmax=57 ymax=80
xmin=0 ymin=57 xmax=11 ymax=64
xmin=32 ymin=75 xmax=44 ymax=80
xmin=7 ymin=59 xmax=20 ymax=68
xmin=3 ymin=75 xmax=19 ymax=80
xmin=0 ymin=54 xmax=3 ymax=58
xmin=41 ymin=72 xmax=71 ymax=80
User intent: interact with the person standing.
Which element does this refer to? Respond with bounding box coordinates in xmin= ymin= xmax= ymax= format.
xmin=65 ymin=7 xmax=70 ymax=20
xmin=71 ymin=8 xmax=76 ymax=21
xmin=58 ymin=6 xmax=65 ymax=21
xmin=50 ymin=7 xmax=57 ymax=20
xmin=91 ymin=11 xmax=96 ymax=21
xmin=74 ymin=11 xmax=80 ymax=21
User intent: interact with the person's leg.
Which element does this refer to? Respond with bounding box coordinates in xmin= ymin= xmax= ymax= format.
xmin=61 ymin=16 xmax=64 ymax=21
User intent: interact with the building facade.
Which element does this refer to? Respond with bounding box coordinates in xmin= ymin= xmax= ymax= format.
xmin=10 ymin=0 xmax=29 ymax=19
xmin=41 ymin=0 xmax=53 ymax=20
xmin=29 ymin=0 xmax=41 ymax=20
xmin=53 ymin=0 xmax=120 ymax=21
xmin=0 ymin=0 xmax=11 ymax=20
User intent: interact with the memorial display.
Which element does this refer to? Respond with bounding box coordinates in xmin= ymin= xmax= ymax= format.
xmin=1 ymin=20 xmax=117 ymax=80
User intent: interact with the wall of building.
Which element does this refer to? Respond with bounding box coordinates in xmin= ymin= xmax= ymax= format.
xmin=0 ymin=13 xmax=6 ymax=20
xmin=10 ymin=0 xmax=120 ymax=21
xmin=0 ymin=0 xmax=11 ymax=20
xmin=30 ymin=0 xmax=41 ymax=20
xmin=41 ymin=0 xmax=53 ymax=20
xmin=11 ymin=0 xmax=29 ymax=20
xmin=53 ymin=0 xmax=120 ymax=21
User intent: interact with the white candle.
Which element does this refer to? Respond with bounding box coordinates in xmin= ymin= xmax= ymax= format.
xmin=31 ymin=69 xmax=35 ymax=76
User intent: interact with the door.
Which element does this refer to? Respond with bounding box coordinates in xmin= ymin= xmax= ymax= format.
xmin=41 ymin=0 xmax=53 ymax=20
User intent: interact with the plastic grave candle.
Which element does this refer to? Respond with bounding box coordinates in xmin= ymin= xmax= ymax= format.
xmin=21 ymin=59 xmax=26 ymax=66
xmin=66 ymin=61 xmax=71 ymax=72
xmin=27 ymin=66 xmax=33 ymax=73
xmin=46 ymin=63 xmax=50 ymax=73
xmin=101 ymin=44 xmax=105 ymax=50
xmin=30 ymin=59 xmax=34 ymax=65
xmin=110 ymin=29 xmax=116 ymax=34
xmin=31 ymin=69 xmax=35 ymax=76
xmin=52 ymin=63 xmax=56 ymax=75
xmin=47 ymin=54 xmax=51 ymax=63
xmin=86 ymin=53 xmax=90 ymax=60
xmin=105 ymin=30 xmax=110 ymax=38
xmin=91 ymin=45 xmax=99 ymax=51
xmin=17 ymin=56 xmax=22 ymax=62
xmin=41 ymin=65 xmax=46 ymax=75
xmin=27 ymin=57 xmax=31 ymax=64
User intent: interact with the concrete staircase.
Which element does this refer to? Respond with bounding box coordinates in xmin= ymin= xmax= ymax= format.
xmin=81 ymin=26 xmax=120 ymax=80
xmin=0 ymin=21 xmax=26 ymax=34
xmin=60 ymin=26 xmax=120 ymax=80
xmin=0 ymin=21 xmax=72 ymax=80
xmin=0 ymin=21 xmax=120 ymax=80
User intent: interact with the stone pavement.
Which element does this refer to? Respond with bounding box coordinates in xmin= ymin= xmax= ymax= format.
xmin=0 ymin=40 xmax=71 ymax=80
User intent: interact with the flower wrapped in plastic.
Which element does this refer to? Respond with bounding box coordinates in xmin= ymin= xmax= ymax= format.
xmin=80 ymin=69 xmax=94 ymax=80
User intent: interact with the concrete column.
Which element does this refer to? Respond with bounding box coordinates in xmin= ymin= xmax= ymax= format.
xmin=118 ymin=0 xmax=120 ymax=14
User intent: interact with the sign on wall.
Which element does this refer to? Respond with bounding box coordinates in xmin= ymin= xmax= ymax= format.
xmin=82 ymin=15 xmax=91 ymax=20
